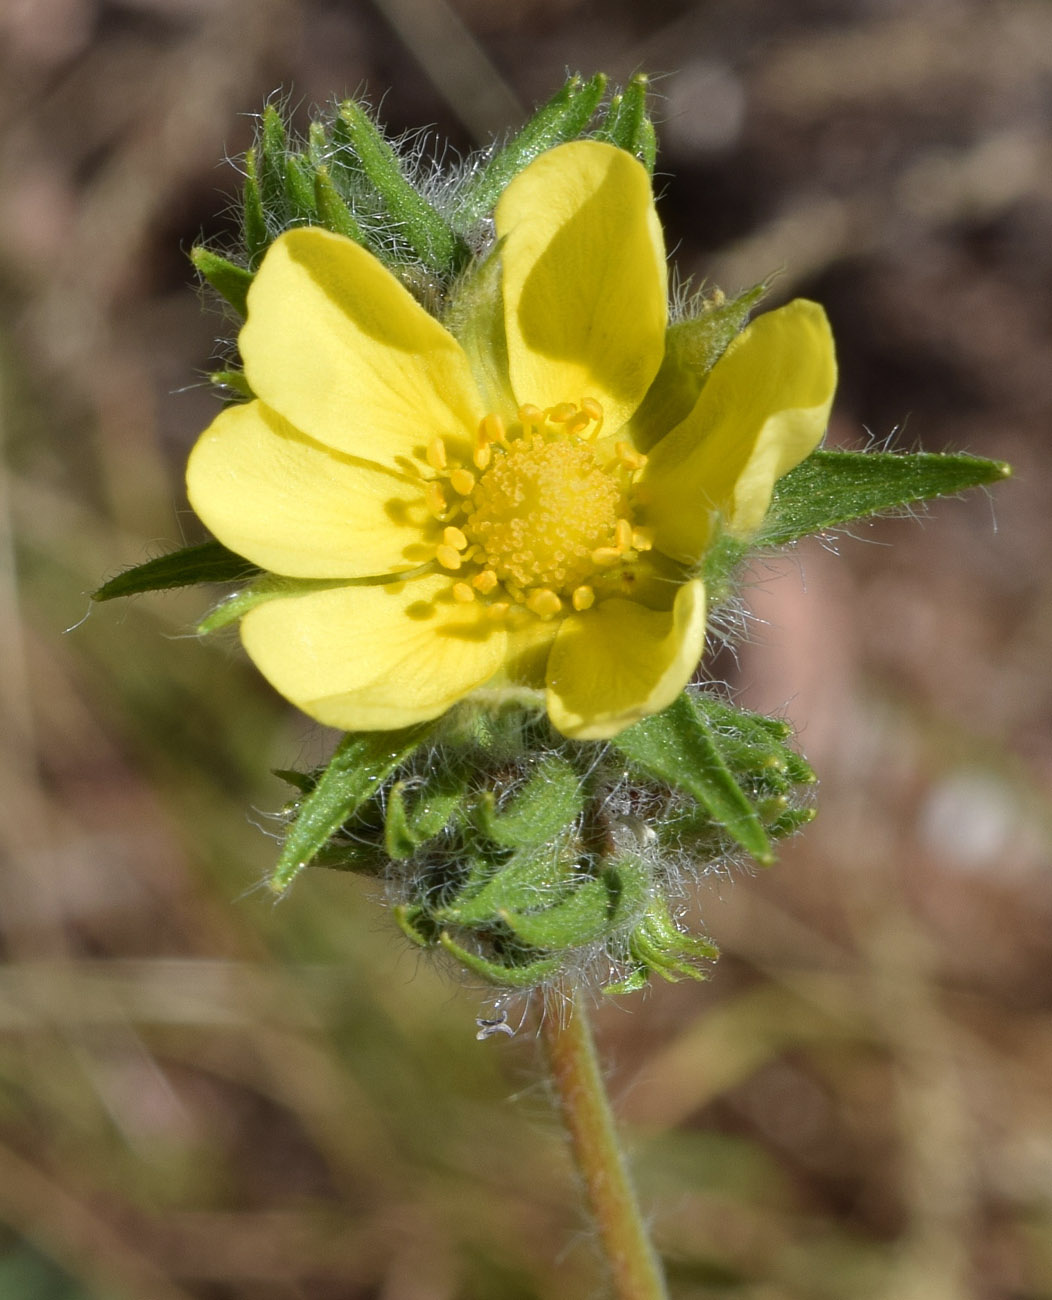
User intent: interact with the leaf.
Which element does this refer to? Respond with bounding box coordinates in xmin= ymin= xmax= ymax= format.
xmin=611 ymin=694 xmax=773 ymax=863
xmin=474 ymin=754 xmax=584 ymax=849
xmin=453 ymin=73 xmax=607 ymax=229
xmin=762 ymin=448 xmax=1011 ymax=548
xmin=93 ymin=540 xmax=260 ymax=601
xmin=271 ymin=725 xmax=433 ymax=891
xmin=595 ymin=74 xmax=655 ymax=170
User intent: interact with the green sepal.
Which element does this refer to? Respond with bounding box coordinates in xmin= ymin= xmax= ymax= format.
xmin=761 ymin=448 xmax=1012 ymax=548
xmin=259 ymin=105 xmax=289 ymax=214
xmin=439 ymin=843 xmax=577 ymax=926
xmin=283 ymin=152 xmax=318 ymax=222
xmin=632 ymin=283 xmax=768 ymax=452
xmin=196 ymin=575 xmax=348 ymax=633
xmin=313 ymin=164 xmax=369 ymax=244
xmin=271 ymin=725 xmax=434 ymax=892
xmin=498 ymin=855 xmax=651 ymax=950
xmin=207 ymin=369 xmax=253 ymax=397
xmin=618 ymin=895 xmax=719 ymax=990
xmin=189 ymin=247 xmax=254 ymax=317
xmin=474 ymin=754 xmax=583 ymax=850
xmin=596 ymin=74 xmax=654 ymax=170
xmin=452 ymin=72 xmax=607 ymax=230
xmin=611 ymin=694 xmax=774 ymax=864
xmin=93 ymin=540 xmax=260 ymax=602
xmin=335 ymin=100 xmax=465 ymax=272
xmin=384 ymin=766 xmax=468 ymax=859
xmin=437 ymin=931 xmax=562 ymax=989
xmin=242 ymin=147 xmax=269 ymax=269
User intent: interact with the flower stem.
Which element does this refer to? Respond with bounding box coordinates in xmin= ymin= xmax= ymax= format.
xmin=542 ymin=988 xmax=669 ymax=1300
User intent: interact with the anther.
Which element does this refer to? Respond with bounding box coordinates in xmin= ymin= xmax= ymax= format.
xmin=526 ymin=588 xmax=562 ymax=619
xmin=632 ymin=527 xmax=654 ymax=551
xmin=452 ymin=582 xmax=475 ymax=603
xmin=481 ymin=412 xmax=507 ymax=445
xmin=426 ymin=437 xmax=448 ymax=471
xmin=590 ymin=546 xmax=622 ymax=567
xmin=436 ymin=544 xmax=462 ymax=570
xmin=615 ymin=518 xmax=634 ymax=552
xmin=572 ymin=585 xmax=595 ymax=611
xmin=486 ymin=601 xmax=510 ymax=621
xmin=449 ymin=468 xmax=476 ymax=496
xmin=615 ymin=441 xmax=646 ymax=471
xmin=472 ymin=569 xmax=498 ymax=594
xmin=546 ymin=402 xmax=577 ymax=426
xmin=424 ymin=482 xmax=447 ymax=518
xmin=518 ymin=404 xmax=544 ymax=431
xmin=443 ymin=525 xmax=468 ymax=551
xmin=473 ymin=443 xmax=492 ymax=470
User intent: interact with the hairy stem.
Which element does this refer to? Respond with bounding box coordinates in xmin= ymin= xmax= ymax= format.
xmin=542 ymin=989 xmax=668 ymax=1300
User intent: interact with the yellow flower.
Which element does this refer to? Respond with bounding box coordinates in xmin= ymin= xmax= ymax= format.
xmin=187 ymin=141 xmax=836 ymax=739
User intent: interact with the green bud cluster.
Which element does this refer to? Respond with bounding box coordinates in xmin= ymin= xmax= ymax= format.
xmin=269 ymin=691 xmax=815 ymax=995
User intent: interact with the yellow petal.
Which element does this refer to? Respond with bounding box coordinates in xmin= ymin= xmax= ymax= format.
xmin=545 ymin=580 xmax=706 ymax=740
xmin=496 ymin=141 xmax=666 ymax=432
xmin=641 ymin=299 xmax=837 ymax=563
xmin=240 ymin=574 xmax=507 ymax=730
xmin=187 ymin=400 xmax=432 ymax=578
xmin=240 ymin=228 xmax=482 ymax=472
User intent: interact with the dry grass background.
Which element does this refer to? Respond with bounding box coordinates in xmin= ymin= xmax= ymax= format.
xmin=1 ymin=1 xmax=1050 ymax=1297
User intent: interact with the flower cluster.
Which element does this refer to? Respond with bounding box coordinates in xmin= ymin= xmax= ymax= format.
xmin=186 ymin=140 xmax=836 ymax=739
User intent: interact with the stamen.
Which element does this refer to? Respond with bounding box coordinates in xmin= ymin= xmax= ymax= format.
xmin=590 ymin=546 xmax=622 ymax=567
xmin=615 ymin=441 xmax=647 ymax=472
xmin=632 ymin=527 xmax=654 ymax=552
xmin=424 ymin=482 xmax=447 ymax=518
xmin=518 ymin=404 xmax=544 ymax=433
xmin=436 ymin=544 xmax=462 ymax=570
xmin=473 ymin=443 xmax=492 ymax=471
xmin=443 ymin=525 xmax=468 ymax=551
xmin=426 ymin=437 xmax=448 ymax=471
xmin=481 ymin=412 xmax=507 ymax=445
xmin=580 ymin=397 xmax=604 ymax=437
xmin=472 ymin=569 xmax=499 ymax=594
xmin=452 ymin=582 xmax=475 ymax=603
xmin=546 ymin=402 xmax=578 ymax=426
xmin=615 ymin=518 xmax=634 ymax=552
xmin=486 ymin=601 xmax=510 ymax=621
xmin=449 ymin=468 xmax=476 ymax=496
xmin=572 ymin=585 xmax=595 ymax=611
xmin=525 ymin=588 xmax=562 ymax=618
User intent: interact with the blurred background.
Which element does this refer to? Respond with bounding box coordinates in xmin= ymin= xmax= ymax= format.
xmin=1 ymin=1 xmax=1049 ymax=1297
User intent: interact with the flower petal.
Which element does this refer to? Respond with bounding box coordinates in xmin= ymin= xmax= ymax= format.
xmin=240 ymin=228 xmax=482 ymax=472
xmin=187 ymin=400 xmax=433 ymax=578
xmin=640 ymin=299 xmax=837 ymax=563
xmin=240 ymin=574 xmax=506 ymax=730
xmin=496 ymin=141 xmax=666 ymax=431
xmin=545 ymin=580 xmax=706 ymax=740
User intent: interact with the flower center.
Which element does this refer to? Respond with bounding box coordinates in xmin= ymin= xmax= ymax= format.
xmin=422 ymin=401 xmax=652 ymax=620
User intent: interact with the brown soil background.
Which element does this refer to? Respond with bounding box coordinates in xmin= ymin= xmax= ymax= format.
xmin=0 ymin=2 xmax=1049 ymax=1297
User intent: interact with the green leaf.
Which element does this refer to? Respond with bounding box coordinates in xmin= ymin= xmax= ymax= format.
xmin=437 ymin=931 xmax=562 ymax=989
xmin=93 ymin=540 xmax=260 ymax=601
xmin=283 ymin=152 xmax=318 ymax=222
xmin=336 ymin=100 xmax=465 ymax=272
xmin=259 ymin=105 xmax=289 ymax=214
xmin=763 ymin=449 xmax=1012 ymax=548
xmin=384 ymin=765 xmax=468 ymax=859
xmin=189 ymin=247 xmax=253 ymax=317
xmin=453 ymin=73 xmax=607 ymax=229
xmin=611 ymin=694 xmax=774 ymax=863
xmin=271 ymin=725 xmax=434 ymax=891
xmin=440 ymin=843 xmax=577 ymax=925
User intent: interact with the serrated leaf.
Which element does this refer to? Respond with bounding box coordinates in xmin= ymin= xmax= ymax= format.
xmin=612 ymin=694 xmax=773 ymax=863
xmin=271 ymin=725 xmax=433 ymax=891
xmin=93 ymin=540 xmax=260 ymax=601
xmin=453 ymin=73 xmax=607 ymax=229
xmin=189 ymin=247 xmax=253 ymax=317
xmin=762 ymin=449 xmax=1011 ymax=548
